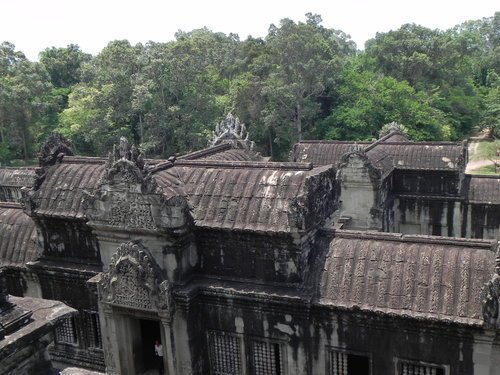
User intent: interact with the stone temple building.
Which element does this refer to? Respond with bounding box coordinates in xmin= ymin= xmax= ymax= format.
xmin=0 ymin=114 xmax=499 ymax=375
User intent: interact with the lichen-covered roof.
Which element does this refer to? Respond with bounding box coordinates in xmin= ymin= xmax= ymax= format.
xmin=292 ymin=135 xmax=465 ymax=172
xmin=0 ymin=168 xmax=37 ymax=187
xmin=155 ymin=160 xmax=335 ymax=233
xmin=466 ymin=175 xmax=500 ymax=204
xmin=377 ymin=143 xmax=464 ymax=171
xmin=292 ymin=141 xmax=369 ymax=166
xmin=0 ymin=203 xmax=37 ymax=268
xmin=0 ymin=168 xmax=38 ymax=203
xmin=31 ymin=158 xmax=105 ymax=219
xmin=317 ymin=230 xmax=496 ymax=326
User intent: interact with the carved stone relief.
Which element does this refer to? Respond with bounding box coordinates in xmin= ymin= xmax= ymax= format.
xmin=482 ymin=246 xmax=500 ymax=329
xmin=209 ymin=113 xmax=255 ymax=150
xmin=84 ymin=137 xmax=191 ymax=231
xmin=99 ymin=241 xmax=173 ymax=313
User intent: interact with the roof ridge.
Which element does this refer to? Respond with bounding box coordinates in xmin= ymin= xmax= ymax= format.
xmin=0 ymin=202 xmax=22 ymax=209
xmin=175 ymin=159 xmax=313 ymax=171
xmin=364 ymin=131 xmax=403 ymax=152
xmin=61 ymin=156 xmax=106 ymax=164
xmin=332 ymin=229 xmax=497 ymax=250
xmin=178 ymin=143 xmax=232 ymax=160
xmin=297 ymin=140 xmax=371 ymax=145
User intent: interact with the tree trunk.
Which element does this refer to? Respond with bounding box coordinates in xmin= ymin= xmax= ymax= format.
xmin=139 ymin=113 xmax=143 ymax=144
xmin=268 ymin=126 xmax=274 ymax=160
xmin=296 ymin=103 xmax=302 ymax=141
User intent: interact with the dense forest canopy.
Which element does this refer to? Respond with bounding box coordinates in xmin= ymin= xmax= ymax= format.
xmin=0 ymin=12 xmax=499 ymax=163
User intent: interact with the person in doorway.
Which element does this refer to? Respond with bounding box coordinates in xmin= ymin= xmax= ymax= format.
xmin=154 ymin=340 xmax=164 ymax=375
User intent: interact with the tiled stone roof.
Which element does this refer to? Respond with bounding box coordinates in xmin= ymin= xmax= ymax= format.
xmin=31 ymin=157 xmax=105 ymax=219
xmin=163 ymin=160 xmax=336 ymax=233
xmin=292 ymin=132 xmax=465 ymax=172
xmin=0 ymin=168 xmax=37 ymax=202
xmin=0 ymin=203 xmax=37 ymax=268
xmin=317 ymin=230 xmax=497 ymax=326
xmin=465 ymin=175 xmax=500 ymax=204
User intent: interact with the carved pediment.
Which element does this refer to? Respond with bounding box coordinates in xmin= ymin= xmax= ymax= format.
xmin=84 ymin=137 xmax=191 ymax=231
xmin=209 ymin=113 xmax=255 ymax=150
xmin=99 ymin=241 xmax=172 ymax=313
xmin=482 ymin=247 xmax=500 ymax=329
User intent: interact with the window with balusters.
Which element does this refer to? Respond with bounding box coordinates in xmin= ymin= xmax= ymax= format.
xmin=55 ymin=316 xmax=78 ymax=345
xmin=82 ymin=310 xmax=102 ymax=349
xmin=251 ymin=339 xmax=284 ymax=375
xmin=397 ymin=359 xmax=447 ymax=375
xmin=207 ymin=331 xmax=244 ymax=375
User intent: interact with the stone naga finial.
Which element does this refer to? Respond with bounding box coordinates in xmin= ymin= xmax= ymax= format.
xmin=209 ymin=113 xmax=255 ymax=150
xmin=38 ymin=132 xmax=74 ymax=167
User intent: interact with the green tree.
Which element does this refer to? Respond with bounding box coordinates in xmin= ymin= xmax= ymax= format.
xmin=316 ymin=56 xmax=450 ymax=141
xmin=254 ymin=13 xmax=355 ymax=158
xmin=0 ymin=42 xmax=53 ymax=160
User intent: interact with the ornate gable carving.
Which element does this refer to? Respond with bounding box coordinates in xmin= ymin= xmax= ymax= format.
xmin=84 ymin=137 xmax=191 ymax=231
xmin=482 ymin=245 xmax=500 ymax=329
xmin=209 ymin=113 xmax=255 ymax=150
xmin=99 ymin=241 xmax=172 ymax=313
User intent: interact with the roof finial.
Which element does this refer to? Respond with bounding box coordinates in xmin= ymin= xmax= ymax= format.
xmin=209 ymin=113 xmax=255 ymax=150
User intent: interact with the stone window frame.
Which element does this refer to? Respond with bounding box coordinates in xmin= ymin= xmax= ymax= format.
xmin=82 ymin=309 xmax=103 ymax=350
xmin=395 ymin=358 xmax=449 ymax=375
xmin=207 ymin=330 xmax=246 ymax=375
xmin=325 ymin=346 xmax=372 ymax=375
xmin=249 ymin=337 xmax=287 ymax=375
xmin=55 ymin=316 xmax=78 ymax=346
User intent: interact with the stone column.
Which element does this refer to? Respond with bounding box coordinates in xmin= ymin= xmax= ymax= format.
xmin=101 ymin=304 xmax=118 ymax=374
xmin=159 ymin=311 xmax=175 ymax=375
xmin=0 ymin=270 xmax=7 ymax=339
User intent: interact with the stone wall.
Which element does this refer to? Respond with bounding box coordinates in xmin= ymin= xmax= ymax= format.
xmin=196 ymin=229 xmax=303 ymax=283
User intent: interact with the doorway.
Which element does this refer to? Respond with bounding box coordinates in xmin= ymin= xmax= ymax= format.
xmin=139 ymin=319 xmax=162 ymax=375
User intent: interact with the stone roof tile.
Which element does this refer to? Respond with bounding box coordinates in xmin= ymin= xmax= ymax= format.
xmin=32 ymin=160 xmax=105 ymax=219
xmin=466 ymin=175 xmax=500 ymax=204
xmin=158 ymin=161 xmax=334 ymax=233
xmin=317 ymin=230 xmax=497 ymax=326
xmin=0 ymin=203 xmax=37 ymax=268
xmin=293 ymin=136 xmax=465 ymax=172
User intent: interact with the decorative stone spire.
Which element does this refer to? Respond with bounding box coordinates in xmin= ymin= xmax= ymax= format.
xmin=106 ymin=136 xmax=146 ymax=173
xmin=348 ymin=142 xmax=365 ymax=154
xmin=209 ymin=113 xmax=255 ymax=150
xmin=378 ymin=121 xmax=409 ymax=138
xmin=38 ymin=132 xmax=74 ymax=167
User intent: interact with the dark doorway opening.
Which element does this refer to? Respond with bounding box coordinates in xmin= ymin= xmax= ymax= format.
xmin=140 ymin=319 xmax=162 ymax=374
xmin=347 ymin=353 xmax=370 ymax=374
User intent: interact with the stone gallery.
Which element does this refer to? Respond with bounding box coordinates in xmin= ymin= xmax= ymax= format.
xmin=0 ymin=115 xmax=499 ymax=374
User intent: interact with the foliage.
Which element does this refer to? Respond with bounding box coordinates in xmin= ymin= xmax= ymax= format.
xmin=315 ymin=57 xmax=450 ymax=141
xmin=0 ymin=12 xmax=499 ymax=162
xmin=469 ymin=140 xmax=500 ymax=161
